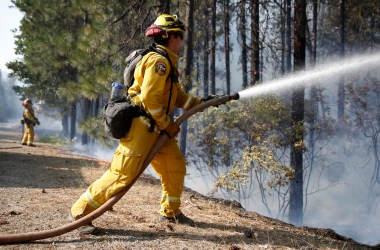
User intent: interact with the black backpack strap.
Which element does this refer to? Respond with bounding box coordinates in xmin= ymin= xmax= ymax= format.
xmin=126 ymin=95 xmax=155 ymax=132
xmin=128 ymin=44 xmax=176 ymax=133
xmin=150 ymin=44 xmax=176 ymax=115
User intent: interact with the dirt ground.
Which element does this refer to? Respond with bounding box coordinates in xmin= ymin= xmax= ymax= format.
xmin=0 ymin=123 xmax=378 ymax=250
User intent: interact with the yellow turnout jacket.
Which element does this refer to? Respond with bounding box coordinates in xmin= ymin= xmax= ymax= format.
xmin=128 ymin=45 xmax=202 ymax=131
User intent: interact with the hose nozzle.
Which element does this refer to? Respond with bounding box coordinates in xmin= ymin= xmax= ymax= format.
xmin=229 ymin=92 xmax=240 ymax=100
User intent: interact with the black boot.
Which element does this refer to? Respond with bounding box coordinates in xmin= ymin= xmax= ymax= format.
xmin=160 ymin=213 xmax=195 ymax=227
xmin=69 ymin=212 xmax=97 ymax=234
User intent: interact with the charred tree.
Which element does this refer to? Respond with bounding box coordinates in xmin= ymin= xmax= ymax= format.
xmin=158 ymin=0 xmax=171 ymax=14
xmin=70 ymin=102 xmax=77 ymax=140
xmin=62 ymin=113 xmax=69 ymax=138
xmin=250 ymin=0 xmax=260 ymax=85
xmin=286 ymin=0 xmax=292 ymax=73
xmin=308 ymin=0 xmax=318 ymax=144
xmin=289 ymin=0 xmax=306 ymax=226
xmin=81 ymin=97 xmax=91 ymax=145
xmin=210 ymin=0 xmax=217 ymax=95
xmin=337 ymin=0 xmax=345 ymax=122
xmin=203 ymin=7 xmax=210 ymax=97
xmin=239 ymin=0 xmax=248 ymax=89
xmin=280 ymin=0 xmax=286 ymax=75
xmin=224 ymin=0 xmax=231 ymax=95
xmin=179 ymin=0 xmax=195 ymax=155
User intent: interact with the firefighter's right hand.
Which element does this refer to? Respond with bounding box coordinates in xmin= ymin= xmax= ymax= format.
xmin=162 ymin=121 xmax=180 ymax=138
xmin=202 ymin=95 xmax=221 ymax=107
xmin=202 ymin=95 xmax=219 ymax=102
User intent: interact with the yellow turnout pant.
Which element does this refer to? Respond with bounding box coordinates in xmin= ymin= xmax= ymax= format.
xmin=71 ymin=117 xmax=186 ymax=219
xmin=21 ymin=125 xmax=34 ymax=145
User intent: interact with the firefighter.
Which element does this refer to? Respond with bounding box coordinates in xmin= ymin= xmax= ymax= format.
xmin=21 ymin=99 xmax=40 ymax=147
xmin=70 ymin=14 xmax=209 ymax=234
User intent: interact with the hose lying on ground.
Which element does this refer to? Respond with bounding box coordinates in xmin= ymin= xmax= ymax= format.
xmin=0 ymin=94 xmax=239 ymax=244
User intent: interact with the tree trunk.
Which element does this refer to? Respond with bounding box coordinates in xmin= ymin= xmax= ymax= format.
xmin=250 ymin=0 xmax=260 ymax=85
xmin=280 ymin=0 xmax=286 ymax=75
xmin=224 ymin=0 xmax=231 ymax=95
xmin=81 ymin=97 xmax=91 ymax=145
xmin=70 ymin=102 xmax=77 ymax=140
xmin=240 ymin=0 xmax=248 ymax=89
xmin=337 ymin=0 xmax=345 ymax=121
xmin=62 ymin=114 xmax=69 ymax=138
xmin=286 ymin=0 xmax=292 ymax=73
xmin=158 ymin=0 xmax=170 ymax=14
xmin=203 ymin=7 xmax=210 ymax=97
xmin=210 ymin=0 xmax=217 ymax=95
xmin=179 ymin=0 xmax=194 ymax=155
xmin=309 ymin=0 xmax=318 ymax=145
xmin=289 ymin=0 xmax=306 ymax=226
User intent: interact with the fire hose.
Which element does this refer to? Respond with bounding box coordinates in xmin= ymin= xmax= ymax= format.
xmin=0 ymin=93 xmax=239 ymax=244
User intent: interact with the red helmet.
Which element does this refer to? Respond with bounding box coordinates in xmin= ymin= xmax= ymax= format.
xmin=145 ymin=14 xmax=185 ymax=38
xmin=22 ymin=99 xmax=32 ymax=107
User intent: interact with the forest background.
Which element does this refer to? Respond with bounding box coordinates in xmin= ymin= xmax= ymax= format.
xmin=0 ymin=0 xmax=379 ymax=246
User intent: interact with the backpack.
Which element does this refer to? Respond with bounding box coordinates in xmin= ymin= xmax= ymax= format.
xmin=104 ymin=44 xmax=174 ymax=139
xmin=123 ymin=44 xmax=177 ymax=89
xmin=104 ymin=97 xmax=153 ymax=139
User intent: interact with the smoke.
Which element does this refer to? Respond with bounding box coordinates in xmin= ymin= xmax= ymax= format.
xmin=303 ymin=136 xmax=380 ymax=245
xmin=0 ymin=72 xmax=22 ymax=122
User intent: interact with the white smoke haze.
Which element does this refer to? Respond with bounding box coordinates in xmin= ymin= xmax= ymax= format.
xmin=303 ymin=137 xmax=380 ymax=245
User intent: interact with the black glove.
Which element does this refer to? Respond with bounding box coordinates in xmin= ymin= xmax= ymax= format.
xmin=202 ymin=95 xmax=219 ymax=102
xmin=36 ymin=119 xmax=40 ymax=125
xmin=202 ymin=95 xmax=221 ymax=107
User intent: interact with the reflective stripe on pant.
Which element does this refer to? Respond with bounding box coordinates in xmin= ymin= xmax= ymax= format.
xmin=71 ymin=117 xmax=186 ymax=219
xmin=21 ymin=125 xmax=34 ymax=145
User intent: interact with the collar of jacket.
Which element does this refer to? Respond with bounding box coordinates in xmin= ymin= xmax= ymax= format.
xmin=156 ymin=45 xmax=179 ymax=65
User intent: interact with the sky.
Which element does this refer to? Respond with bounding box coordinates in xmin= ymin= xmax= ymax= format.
xmin=0 ymin=0 xmax=23 ymax=73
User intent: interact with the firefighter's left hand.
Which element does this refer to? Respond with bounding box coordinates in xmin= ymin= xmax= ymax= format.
xmin=162 ymin=121 xmax=180 ymax=138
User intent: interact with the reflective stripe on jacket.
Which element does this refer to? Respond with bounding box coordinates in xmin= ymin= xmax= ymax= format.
xmin=128 ymin=45 xmax=202 ymax=131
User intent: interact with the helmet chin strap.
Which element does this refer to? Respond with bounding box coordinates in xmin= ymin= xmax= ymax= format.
xmin=162 ymin=30 xmax=169 ymax=39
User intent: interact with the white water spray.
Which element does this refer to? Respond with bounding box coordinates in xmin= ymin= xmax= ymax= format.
xmin=238 ymin=52 xmax=380 ymax=99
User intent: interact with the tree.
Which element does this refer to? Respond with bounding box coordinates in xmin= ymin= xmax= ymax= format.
xmin=289 ymin=0 xmax=306 ymax=226
xmin=239 ymin=0 xmax=248 ymax=89
xmin=158 ymin=0 xmax=171 ymax=14
xmin=250 ymin=0 xmax=260 ymax=85
xmin=337 ymin=0 xmax=345 ymax=122
xmin=179 ymin=0 xmax=195 ymax=155
xmin=9 ymin=0 xmax=148 ymax=141
xmin=223 ymin=0 xmax=231 ymax=95
xmin=202 ymin=6 xmax=210 ymax=97
xmin=209 ymin=0 xmax=217 ymax=95
xmin=286 ymin=0 xmax=292 ymax=73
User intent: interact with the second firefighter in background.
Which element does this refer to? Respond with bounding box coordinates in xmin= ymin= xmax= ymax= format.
xmin=21 ymin=98 xmax=40 ymax=147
